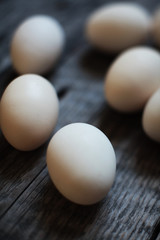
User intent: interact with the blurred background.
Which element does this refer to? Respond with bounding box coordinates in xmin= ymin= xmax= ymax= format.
xmin=0 ymin=1 xmax=160 ymax=240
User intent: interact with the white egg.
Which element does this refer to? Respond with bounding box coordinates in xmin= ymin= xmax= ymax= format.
xmin=0 ymin=74 xmax=59 ymax=151
xmin=104 ymin=47 xmax=160 ymax=112
xmin=11 ymin=15 xmax=65 ymax=74
xmin=86 ymin=3 xmax=151 ymax=53
xmin=47 ymin=123 xmax=116 ymax=205
xmin=152 ymin=8 xmax=160 ymax=47
xmin=142 ymin=88 xmax=160 ymax=142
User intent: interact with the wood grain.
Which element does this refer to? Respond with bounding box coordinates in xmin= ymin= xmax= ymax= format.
xmin=0 ymin=0 xmax=160 ymax=239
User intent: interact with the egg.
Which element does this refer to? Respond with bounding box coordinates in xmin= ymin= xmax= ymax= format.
xmin=86 ymin=3 xmax=151 ymax=53
xmin=142 ymin=88 xmax=160 ymax=142
xmin=47 ymin=123 xmax=116 ymax=205
xmin=104 ymin=47 xmax=160 ymax=112
xmin=152 ymin=8 xmax=160 ymax=47
xmin=0 ymin=74 xmax=59 ymax=151
xmin=11 ymin=15 xmax=65 ymax=74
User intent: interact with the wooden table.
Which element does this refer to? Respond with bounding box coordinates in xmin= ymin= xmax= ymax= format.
xmin=0 ymin=0 xmax=160 ymax=239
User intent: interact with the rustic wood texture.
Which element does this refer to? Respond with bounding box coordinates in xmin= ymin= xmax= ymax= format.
xmin=0 ymin=0 xmax=160 ymax=239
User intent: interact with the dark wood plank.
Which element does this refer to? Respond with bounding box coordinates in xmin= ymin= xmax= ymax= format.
xmin=0 ymin=0 xmax=160 ymax=240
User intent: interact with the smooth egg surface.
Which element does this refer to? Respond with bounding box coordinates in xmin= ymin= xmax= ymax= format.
xmin=47 ymin=123 xmax=116 ymax=205
xmin=104 ymin=47 xmax=160 ymax=112
xmin=142 ymin=88 xmax=160 ymax=142
xmin=0 ymin=74 xmax=59 ymax=151
xmin=11 ymin=15 xmax=65 ymax=74
xmin=86 ymin=3 xmax=151 ymax=53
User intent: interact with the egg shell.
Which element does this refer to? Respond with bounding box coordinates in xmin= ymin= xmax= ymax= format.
xmin=0 ymin=74 xmax=59 ymax=151
xmin=142 ymin=88 xmax=160 ymax=142
xmin=47 ymin=123 xmax=116 ymax=205
xmin=86 ymin=3 xmax=151 ymax=53
xmin=104 ymin=47 xmax=160 ymax=112
xmin=152 ymin=8 xmax=160 ymax=47
xmin=11 ymin=15 xmax=65 ymax=74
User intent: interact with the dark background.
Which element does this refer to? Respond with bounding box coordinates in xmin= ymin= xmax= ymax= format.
xmin=0 ymin=0 xmax=160 ymax=239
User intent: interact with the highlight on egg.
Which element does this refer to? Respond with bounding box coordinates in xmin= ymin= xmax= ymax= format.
xmin=104 ymin=47 xmax=160 ymax=112
xmin=11 ymin=15 xmax=65 ymax=74
xmin=142 ymin=88 xmax=160 ymax=142
xmin=0 ymin=74 xmax=59 ymax=151
xmin=46 ymin=123 xmax=116 ymax=205
xmin=86 ymin=2 xmax=151 ymax=53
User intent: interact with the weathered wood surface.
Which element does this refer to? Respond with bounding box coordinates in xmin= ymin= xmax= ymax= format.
xmin=0 ymin=0 xmax=160 ymax=239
